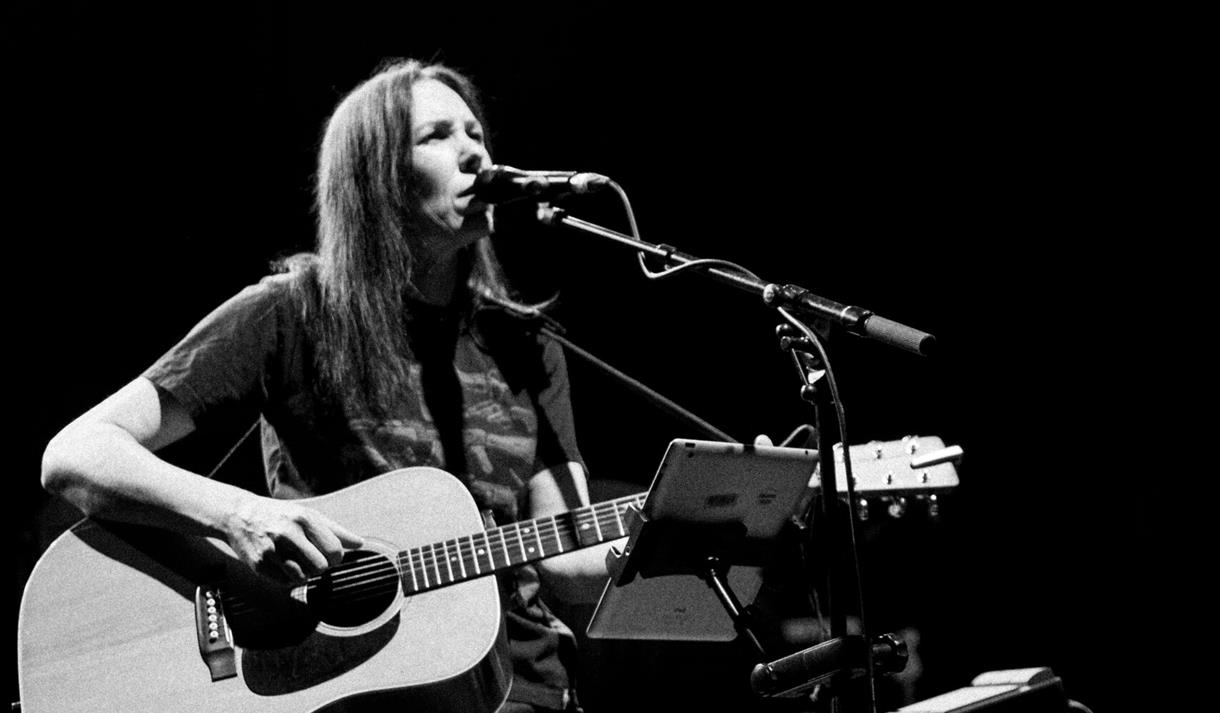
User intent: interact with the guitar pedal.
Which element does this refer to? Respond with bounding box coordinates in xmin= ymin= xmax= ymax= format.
xmin=832 ymin=436 xmax=962 ymax=522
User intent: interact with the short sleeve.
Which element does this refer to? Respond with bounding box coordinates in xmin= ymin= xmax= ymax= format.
xmin=531 ymin=335 xmax=585 ymax=473
xmin=142 ymin=277 xmax=290 ymax=430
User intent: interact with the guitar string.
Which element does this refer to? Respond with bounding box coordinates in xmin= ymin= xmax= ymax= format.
xmin=314 ymin=494 xmax=642 ymax=588
xmin=311 ymin=518 xmax=620 ymax=608
xmin=220 ymin=495 xmax=643 ymax=613
xmin=221 ymin=506 xmax=625 ymax=614
xmin=322 ymin=494 xmax=644 ymax=588
xmin=318 ymin=497 xmax=638 ymax=599
xmin=220 ymin=495 xmax=644 ymax=615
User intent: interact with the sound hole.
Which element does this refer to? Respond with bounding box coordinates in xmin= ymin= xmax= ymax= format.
xmin=306 ymin=549 xmax=399 ymax=628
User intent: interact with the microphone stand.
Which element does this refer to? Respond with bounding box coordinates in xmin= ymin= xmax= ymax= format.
xmin=536 ymin=206 xmax=936 ymax=357
xmin=537 ymin=204 xmax=933 ymax=710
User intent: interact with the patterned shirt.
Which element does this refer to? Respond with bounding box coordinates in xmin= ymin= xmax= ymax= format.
xmin=144 ymin=271 xmax=584 ymax=708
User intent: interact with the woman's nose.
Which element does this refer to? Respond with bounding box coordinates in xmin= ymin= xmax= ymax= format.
xmin=458 ymin=138 xmax=489 ymax=174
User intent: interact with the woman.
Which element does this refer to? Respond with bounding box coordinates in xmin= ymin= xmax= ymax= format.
xmin=40 ymin=58 xmax=613 ymax=712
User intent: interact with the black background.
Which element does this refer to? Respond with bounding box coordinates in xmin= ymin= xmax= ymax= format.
xmin=10 ymin=2 xmax=1153 ymax=711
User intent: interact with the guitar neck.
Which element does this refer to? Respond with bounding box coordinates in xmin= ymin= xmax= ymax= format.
xmin=322 ymin=434 xmax=960 ymax=598
xmin=393 ymin=492 xmax=645 ymax=595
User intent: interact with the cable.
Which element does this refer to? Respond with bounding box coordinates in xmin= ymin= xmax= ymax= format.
xmin=641 ymin=257 xmax=761 ymax=281
xmin=602 ymin=179 xmax=763 ymax=284
xmin=778 ymin=423 xmax=818 ymax=448
xmin=206 ymin=419 xmax=261 ymax=479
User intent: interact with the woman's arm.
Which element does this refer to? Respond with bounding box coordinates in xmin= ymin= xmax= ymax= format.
xmin=41 ymin=376 xmax=362 ymax=583
xmin=528 ymin=462 xmax=625 ymax=604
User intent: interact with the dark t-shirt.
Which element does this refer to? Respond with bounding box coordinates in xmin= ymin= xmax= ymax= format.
xmin=143 ymin=271 xmax=583 ymax=709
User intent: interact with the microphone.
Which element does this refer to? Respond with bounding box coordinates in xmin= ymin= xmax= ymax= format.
xmin=750 ymin=634 xmax=908 ymax=698
xmin=472 ymin=165 xmax=610 ymax=205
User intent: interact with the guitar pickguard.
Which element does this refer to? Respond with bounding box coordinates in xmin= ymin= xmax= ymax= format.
xmin=241 ymin=615 xmax=400 ymax=696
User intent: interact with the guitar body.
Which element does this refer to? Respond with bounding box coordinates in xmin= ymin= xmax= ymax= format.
xmin=18 ymin=467 xmax=511 ymax=713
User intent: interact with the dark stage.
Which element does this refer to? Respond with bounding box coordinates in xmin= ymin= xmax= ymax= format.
xmin=11 ymin=3 xmax=1150 ymax=711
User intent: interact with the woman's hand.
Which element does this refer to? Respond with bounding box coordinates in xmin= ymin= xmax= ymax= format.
xmin=223 ymin=495 xmax=364 ymax=584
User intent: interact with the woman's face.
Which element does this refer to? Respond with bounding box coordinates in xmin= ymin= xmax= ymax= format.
xmin=408 ymin=78 xmax=493 ymax=257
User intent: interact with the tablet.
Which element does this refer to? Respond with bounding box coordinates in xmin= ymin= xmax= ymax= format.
xmin=586 ymin=439 xmax=818 ymax=641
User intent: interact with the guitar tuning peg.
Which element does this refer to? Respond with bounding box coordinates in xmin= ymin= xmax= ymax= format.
xmin=886 ymin=496 xmax=908 ymax=519
xmin=926 ymin=494 xmax=940 ymax=520
xmin=904 ymin=436 xmax=920 ymax=455
xmin=855 ymin=498 xmax=870 ymax=521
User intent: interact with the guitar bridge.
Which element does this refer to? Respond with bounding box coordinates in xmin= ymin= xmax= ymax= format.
xmin=195 ymin=584 xmax=236 ymax=681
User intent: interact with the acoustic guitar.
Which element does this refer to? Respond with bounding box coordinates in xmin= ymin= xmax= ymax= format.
xmin=17 ymin=436 xmax=958 ymax=712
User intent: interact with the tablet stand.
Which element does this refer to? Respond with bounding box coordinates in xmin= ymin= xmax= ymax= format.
xmin=603 ymin=503 xmax=770 ymax=657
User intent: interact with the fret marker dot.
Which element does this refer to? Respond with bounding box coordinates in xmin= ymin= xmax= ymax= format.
xmin=528 ymin=547 xmax=535 ymax=553
xmin=581 ymin=524 xmax=590 ymax=530
xmin=477 ymin=549 xmax=485 ymax=555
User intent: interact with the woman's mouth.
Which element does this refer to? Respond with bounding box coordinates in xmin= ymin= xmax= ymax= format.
xmin=456 ymin=196 xmax=489 ymax=216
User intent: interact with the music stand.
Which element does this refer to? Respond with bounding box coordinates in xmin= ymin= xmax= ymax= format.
xmin=586 ymin=439 xmax=818 ymax=653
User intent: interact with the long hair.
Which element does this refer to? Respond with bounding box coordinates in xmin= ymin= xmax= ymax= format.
xmin=287 ymin=58 xmax=521 ymax=417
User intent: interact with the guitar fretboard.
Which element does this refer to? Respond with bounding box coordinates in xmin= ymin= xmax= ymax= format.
xmin=394 ymin=493 xmax=643 ymax=594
